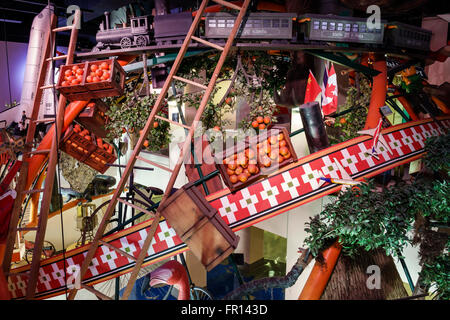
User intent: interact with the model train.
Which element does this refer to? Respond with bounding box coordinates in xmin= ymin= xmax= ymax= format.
xmin=92 ymin=11 xmax=433 ymax=53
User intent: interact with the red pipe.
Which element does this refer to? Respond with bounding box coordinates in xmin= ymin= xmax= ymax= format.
xmin=364 ymin=58 xmax=387 ymax=130
xmin=298 ymin=240 xmax=342 ymax=300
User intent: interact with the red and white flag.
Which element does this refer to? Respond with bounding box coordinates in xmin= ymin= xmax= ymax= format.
xmin=304 ymin=70 xmax=322 ymax=104
xmin=322 ymin=64 xmax=338 ymax=115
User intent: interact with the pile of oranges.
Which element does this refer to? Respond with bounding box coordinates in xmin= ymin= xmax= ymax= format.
xmin=223 ymin=132 xmax=292 ymax=185
xmin=86 ymin=62 xmax=111 ymax=83
xmin=251 ymin=116 xmax=271 ymax=130
xmin=61 ymin=64 xmax=85 ymax=86
xmin=223 ymin=148 xmax=259 ymax=184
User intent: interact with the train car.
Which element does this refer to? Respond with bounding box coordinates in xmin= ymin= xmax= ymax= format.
xmin=204 ymin=12 xmax=297 ymax=41
xmin=297 ymin=14 xmax=386 ymax=45
xmin=94 ymin=14 xmax=151 ymax=51
xmin=385 ymin=22 xmax=432 ymax=51
xmin=153 ymin=12 xmax=193 ymax=45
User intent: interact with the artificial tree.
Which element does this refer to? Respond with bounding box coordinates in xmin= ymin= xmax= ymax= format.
xmin=104 ymin=90 xmax=171 ymax=153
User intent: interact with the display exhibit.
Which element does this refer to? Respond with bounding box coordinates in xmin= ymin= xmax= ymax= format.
xmin=0 ymin=0 xmax=448 ymax=304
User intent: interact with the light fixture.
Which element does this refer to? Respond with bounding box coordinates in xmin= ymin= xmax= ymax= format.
xmin=0 ymin=18 xmax=22 ymax=24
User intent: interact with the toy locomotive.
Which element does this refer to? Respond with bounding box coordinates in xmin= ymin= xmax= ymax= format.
xmin=92 ymin=10 xmax=433 ymax=53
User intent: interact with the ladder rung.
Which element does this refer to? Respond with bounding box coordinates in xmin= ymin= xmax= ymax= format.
xmin=172 ymin=76 xmax=208 ymax=90
xmin=191 ymin=36 xmax=224 ymax=51
xmin=116 ymin=198 xmax=156 ymax=217
xmin=46 ymin=55 xmax=68 ymax=61
xmin=99 ymin=239 xmax=137 ymax=262
xmin=24 ymin=149 xmax=51 ymax=155
xmin=22 ymin=189 xmax=44 ymax=195
xmin=34 ymin=118 xmax=55 ymax=123
xmin=53 ymin=25 xmax=73 ymax=32
xmin=213 ymin=0 xmax=242 ymax=10
xmin=40 ymin=84 xmax=57 ymax=90
xmin=17 ymin=227 xmax=38 ymax=231
xmin=154 ymin=115 xmax=191 ymax=130
xmin=136 ymin=156 xmax=173 ymax=173
xmin=80 ymin=284 xmax=113 ymax=300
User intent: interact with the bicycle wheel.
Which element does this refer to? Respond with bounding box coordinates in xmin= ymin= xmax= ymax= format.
xmin=190 ymin=286 xmax=214 ymax=300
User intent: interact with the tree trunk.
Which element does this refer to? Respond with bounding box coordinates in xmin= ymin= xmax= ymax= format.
xmin=321 ymin=248 xmax=408 ymax=300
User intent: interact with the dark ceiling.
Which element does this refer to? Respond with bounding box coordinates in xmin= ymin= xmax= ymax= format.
xmin=0 ymin=0 xmax=448 ymax=49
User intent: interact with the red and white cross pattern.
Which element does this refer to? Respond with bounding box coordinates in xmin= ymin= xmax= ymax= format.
xmin=7 ymin=118 xmax=450 ymax=299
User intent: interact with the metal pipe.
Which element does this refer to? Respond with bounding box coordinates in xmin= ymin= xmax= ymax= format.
xmin=298 ymin=101 xmax=330 ymax=154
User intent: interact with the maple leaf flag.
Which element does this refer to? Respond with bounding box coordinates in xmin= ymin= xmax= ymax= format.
xmin=304 ymin=70 xmax=322 ymax=104
xmin=322 ymin=64 xmax=338 ymax=115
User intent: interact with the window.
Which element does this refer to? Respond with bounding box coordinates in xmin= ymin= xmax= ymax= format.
xmin=140 ymin=19 xmax=146 ymax=27
xmin=133 ymin=20 xmax=138 ymax=28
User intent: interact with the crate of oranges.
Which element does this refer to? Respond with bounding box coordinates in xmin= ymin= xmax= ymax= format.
xmin=56 ymin=62 xmax=88 ymax=95
xmin=83 ymin=138 xmax=116 ymax=174
xmin=60 ymin=124 xmax=98 ymax=163
xmin=215 ymin=126 xmax=297 ymax=192
xmin=249 ymin=126 xmax=297 ymax=176
xmin=60 ymin=123 xmax=116 ymax=173
xmin=56 ymin=58 xmax=125 ymax=101
xmin=83 ymin=58 xmax=126 ymax=98
xmin=215 ymin=142 xmax=261 ymax=193
xmin=76 ymin=100 xmax=109 ymax=138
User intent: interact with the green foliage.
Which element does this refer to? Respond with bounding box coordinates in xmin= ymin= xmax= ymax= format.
xmin=104 ymin=91 xmax=171 ymax=152
xmin=328 ymin=75 xmax=371 ymax=145
xmin=423 ymin=132 xmax=450 ymax=175
xmin=420 ymin=253 xmax=450 ymax=300
xmin=409 ymin=179 xmax=450 ymax=224
xmin=304 ymin=180 xmax=417 ymax=258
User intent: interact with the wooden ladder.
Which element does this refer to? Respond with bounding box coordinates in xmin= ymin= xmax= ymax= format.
xmin=1 ymin=8 xmax=81 ymax=299
xmin=67 ymin=0 xmax=251 ymax=300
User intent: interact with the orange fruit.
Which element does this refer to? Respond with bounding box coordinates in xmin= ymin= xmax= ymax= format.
xmin=153 ymin=121 xmax=159 ymax=128
xmin=261 ymin=156 xmax=272 ymax=167
xmin=258 ymin=123 xmax=266 ymax=130
xmin=225 ymin=97 xmax=232 ymax=105
xmin=245 ymin=149 xmax=255 ymax=159
xmin=143 ymin=140 xmax=149 ymax=147
xmin=340 ymin=118 xmax=347 ymax=124
xmin=238 ymin=173 xmax=248 ymax=183
xmin=269 ymin=150 xmax=279 ymax=160
xmin=227 ymin=163 xmax=237 ymax=170
xmin=251 ymin=120 xmax=259 ymax=128
xmin=226 ymin=168 xmax=235 ymax=176
xmin=263 ymin=116 xmax=271 ymax=124
xmin=283 ymin=151 xmax=292 ymax=159
xmin=280 ymin=146 xmax=289 ymax=156
xmin=256 ymin=116 xmax=264 ymax=124
xmin=279 ymin=140 xmax=287 ymax=148
xmin=248 ymin=164 xmax=258 ymax=174
xmin=278 ymin=154 xmax=285 ymax=163
xmin=213 ymin=126 xmax=221 ymax=131
xmin=268 ymin=136 xmax=278 ymax=145
xmin=243 ymin=168 xmax=251 ymax=178
xmin=230 ymin=175 xmax=238 ymax=184
xmin=277 ymin=133 xmax=284 ymax=141
xmin=235 ymin=166 xmax=243 ymax=175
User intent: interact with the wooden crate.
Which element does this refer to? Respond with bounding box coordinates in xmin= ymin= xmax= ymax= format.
xmin=84 ymin=58 xmax=126 ymax=97
xmin=247 ymin=126 xmax=298 ymax=175
xmin=215 ymin=141 xmax=262 ymax=193
xmin=59 ymin=58 xmax=126 ymax=101
xmin=60 ymin=124 xmax=97 ymax=163
xmin=83 ymin=141 xmax=116 ymax=174
xmin=158 ymin=182 xmax=240 ymax=271
xmin=76 ymin=100 xmax=109 ymax=138
xmin=56 ymin=62 xmax=88 ymax=95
